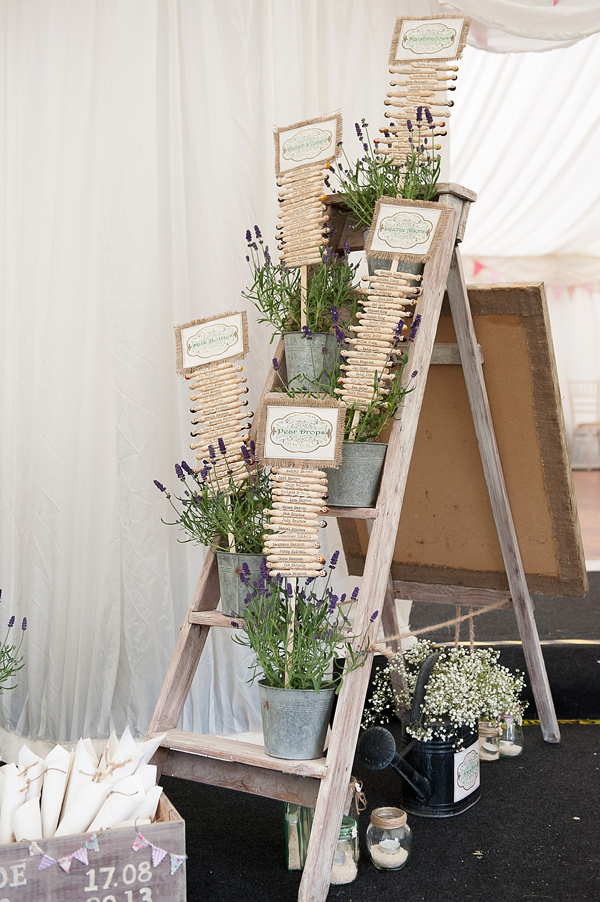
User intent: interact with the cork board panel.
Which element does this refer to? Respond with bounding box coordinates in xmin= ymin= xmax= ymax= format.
xmin=340 ymin=284 xmax=587 ymax=596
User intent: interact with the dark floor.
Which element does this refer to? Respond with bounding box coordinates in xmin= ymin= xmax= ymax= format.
xmin=160 ymin=571 xmax=600 ymax=902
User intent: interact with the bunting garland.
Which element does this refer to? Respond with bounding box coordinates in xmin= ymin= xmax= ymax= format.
xmin=30 ymin=833 xmax=100 ymax=872
xmin=133 ymin=831 xmax=187 ymax=876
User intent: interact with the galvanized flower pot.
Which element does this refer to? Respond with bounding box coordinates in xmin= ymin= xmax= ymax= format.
xmin=216 ymin=551 xmax=266 ymax=616
xmin=259 ymin=681 xmax=336 ymax=759
xmin=327 ymin=441 xmax=387 ymax=508
xmin=283 ymin=332 xmax=339 ymax=393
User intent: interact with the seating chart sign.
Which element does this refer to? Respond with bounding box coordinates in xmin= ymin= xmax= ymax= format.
xmin=365 ymin=197 xmax=452 ymax=264
xmin=175 ymin=311 xmax=248 ymax=375
xmin=274 ymin=112 xmax=342 ymax=176
xmin=389 ymin=16 xmax=470 ymax=63
xmin=256 ymin=394 xmax=345 ymax=468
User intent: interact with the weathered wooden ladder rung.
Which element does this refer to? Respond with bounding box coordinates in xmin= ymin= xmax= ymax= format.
xmin=147 ymin=183 xmax=560 ymax=902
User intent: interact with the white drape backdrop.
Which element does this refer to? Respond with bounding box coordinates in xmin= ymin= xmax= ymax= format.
xmin=1 ymin=0 xmax=599 ymax=750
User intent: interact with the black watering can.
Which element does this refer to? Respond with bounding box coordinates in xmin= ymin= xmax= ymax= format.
xmin=359 ymin=652 xmax=481 ymax=817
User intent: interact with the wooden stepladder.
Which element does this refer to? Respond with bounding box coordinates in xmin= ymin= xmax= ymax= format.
xmin=147 ymin=184 xmax=559 ymax=902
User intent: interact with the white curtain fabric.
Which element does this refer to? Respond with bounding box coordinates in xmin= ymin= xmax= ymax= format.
xmin=0 ymin=0 xmax=599 ymax=750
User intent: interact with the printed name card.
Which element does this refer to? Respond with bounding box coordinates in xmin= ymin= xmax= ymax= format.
xmin=175 ymin=310 xmax=248 ymax=375
xmin=274 ymin=112 xmax=343 ymax=176
xmin=365 ymin=197 xmax=452 ymax=264
xmin=256 ymin=395 xmax=345 ymax=469
xmin=389 ymin=16 xmax=470 ymax=63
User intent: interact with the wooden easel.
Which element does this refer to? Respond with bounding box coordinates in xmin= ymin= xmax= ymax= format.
xmin=147 ymin=184 xmax=559 ymax=902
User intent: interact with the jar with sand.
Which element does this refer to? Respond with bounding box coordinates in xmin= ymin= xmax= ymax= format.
xmin=366 ymin=807 xmax=411 ymax=870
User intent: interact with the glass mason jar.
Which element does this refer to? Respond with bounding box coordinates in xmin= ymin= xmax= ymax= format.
xmin=478 ymin=720 xmax=500 ymax=761
xmin=499 ymin=715 xmax=525 ymax=758
xmin=284 ymin=803 xmax=314 ymax=870
xmin=366 ymin=807 xmax=412 ymax=871
xmin=330 ymin=816 xmax=359 ymax=885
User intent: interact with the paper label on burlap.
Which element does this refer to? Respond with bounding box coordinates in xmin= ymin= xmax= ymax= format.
xmin=175 ymin=310 xmax=248 ymax=375
xmin=274 ymin=112 xmax=342 ymax=176
xmin=255 ymin=394 xmax=345 ymax=469
xmin=365 ymin=197 xmax=452 ymax=264
xmin=389 ymin=15 xmax=470 ymax=63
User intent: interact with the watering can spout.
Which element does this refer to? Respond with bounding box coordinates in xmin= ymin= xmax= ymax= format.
xmin=358 ymin=726 xmax=431 ymax=802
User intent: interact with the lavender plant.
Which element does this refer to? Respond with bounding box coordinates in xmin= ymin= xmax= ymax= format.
xmin=154 ymin=441 xmax=272 ymax=554
xmin=242 ymin=226 xmax=361 ymax=340
xmin=231 ymin=552 xmax=376 ymax=692
xmin=0 ymin=592 xmax=27 ymax=693
xmin=330 ymin=113 xmax=441 ymax=231
xmin=363 ymin=639 xmax=527 ymax=747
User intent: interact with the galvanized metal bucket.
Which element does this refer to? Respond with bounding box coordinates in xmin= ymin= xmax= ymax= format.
xmin=216 ymin=551 xmax=266 ymax=616
xmin=283 ymin=332 xmax=339 ymax=393
xmin=259 ymin=681 xmax=336 ymax=759
xmin=327 ymin=441 xmax=387 ymax=508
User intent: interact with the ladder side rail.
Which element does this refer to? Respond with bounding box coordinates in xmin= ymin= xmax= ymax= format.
xmin=299 ymin=210 xmax=457 ymax=902
xmin=445 ymin=248 xmax=560 ymax=743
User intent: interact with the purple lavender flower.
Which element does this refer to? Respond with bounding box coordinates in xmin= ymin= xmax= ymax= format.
xmin=335 ymin=326 xmax=345 ymax=345
xmin=394 ymin=320 xmax=404 ymax=341
xmin=249 ymin=440 xmax=256 ymax=456
xmin=411 ymin=370 xmax=418 ymax=378
xmin=416 ymin=106 xmax=423 ymax=123
xmin=260 ymin=557 xmax=269 ymax=581
xmin=355 ymin=122 xmax=363 ymax=141
xmin=208 ymin=444 xmax=216 ymax=460
xmin=328 ymin=594 xmax=338 ymax=613
xmin=409 ymin=314 xmax=422 ymax=342
xmin=218 ymin=437 xmax=227 ymax=455
xmin=7 ymin=616 xmax=14 ymax=628
xmin=331 ymin=306 xmax=339 ymax=326
xmin=154 ymin=480 xmax=166 ymax=493
xmin=245 ymin=229 xmax=252 ymax=243
xmin=264 ymin=245 xmax=271 ymax=264
xmin=21 ymin=617 xmax=27 ymax=630
xmin=181 ymin=460 xmax=194 ymax=475
xmin=241 ymin=444 xmax=251 ymax=464
xmin=175 ymin=463 xmax=184 ymax=480
xmin=302 ymin=326 xmax=313 ymax=339
xmin=351 ymin=586 xmax=359 ymax=601
xmin=363 ymin=143 xmax=369 ymax=154
xmin=272 ymin=357 xmax=280 ymax=372
xmin=230 ymin=620 xmax=240 ymax=629
xmin=406 ymin=120 xmax=413 ymax=132
xmin=425 ymin=108 xmax=433 ymax=125
xmin=329 ymin=550 xmax=340 ymax=570
xmin=254 ymin=224 xmax=262 ymax=239
xmin=286 ymin=582 xmax=294 ymax=597
xmin=321 ymin=345 xmax=328 ymax=355
xmin=370 ymin=610 xmax=379 ymax=622
xmin=245 ymin=255 xmax=250 ymax=262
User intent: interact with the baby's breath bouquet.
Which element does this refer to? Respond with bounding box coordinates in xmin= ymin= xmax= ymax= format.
xmin=231 ymin=551 xmax=376 ymax=693
xmin=329 ymin=114 xmax=441 ymax=231
xmin=154 ymin=441 xmax=272 ymax=554
xmin=363 ymin=639 xmax=526 ymax=746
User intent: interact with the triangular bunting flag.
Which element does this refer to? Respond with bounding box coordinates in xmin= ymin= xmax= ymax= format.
xmin=38 ymin=854 xmax=55 ymax=871
xmin=132 ymin=832 xmax=149 ymax=852
xmin=151 ymin=844 xmax=168 ymax=868
xmin=58 ymin=855 xmax=74 ymax=873
xmin=170 ymin=853 xmax=186 ymax=875
xmin=29 ymin=840 xmax=44 ymax=857
xmin=85 ymin=834 xmax=100 ymax=852
xmin=72 ymin=846 xmax=89 ymax=866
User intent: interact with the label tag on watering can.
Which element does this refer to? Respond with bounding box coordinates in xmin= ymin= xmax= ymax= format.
xmin=453 ymin=740 xmax=480 ymax=803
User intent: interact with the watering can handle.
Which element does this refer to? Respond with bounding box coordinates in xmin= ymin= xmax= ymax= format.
xmin=410 ymin=651 xmax=442 ymax=724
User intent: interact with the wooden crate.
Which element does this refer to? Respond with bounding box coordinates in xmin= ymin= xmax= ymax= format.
xmin=0 ymin=794 xmax=185 ymax=902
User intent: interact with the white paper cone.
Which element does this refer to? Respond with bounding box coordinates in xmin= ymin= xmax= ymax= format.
xmin=130 ymin=785 xmax=163 ymax=822
xmin=83 ymin=738 xmax=99 ymax=767
xmin=98 ymin=731 xmax=118 ymax=774
xmin=41 ymin=745 xmax=72 ymax=839
xmin=111 ymin=818 xmax=151 ymax=830
xmin=102 ymin=728 xmax=142 ymax=786
xmin=55 ymin=782 xmax=111 ymax=837
xmin=13 ymin=797 xmax=42 ymax=842
xmin=17 ymin=746 xmax=45 ymax=801
xmin=136 ymin=765 xmax=157 ymax=793
xmin=135 ymin=733 xmax=166 ymax=767
xmin=0 ymin=773 xmax=27 ymax=844
xmin=62 ymin=739 xmax=96 ymax=815
xmin=88 ymin=775 xmax=145 ymax=832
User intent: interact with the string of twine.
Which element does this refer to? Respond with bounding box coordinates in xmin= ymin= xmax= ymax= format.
xmin=371 ymin=597 xmax=509 ymax=658
xmin=349 ymin=777 xmax=367 ymax=816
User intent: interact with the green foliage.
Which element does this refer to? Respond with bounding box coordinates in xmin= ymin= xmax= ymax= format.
xmin=330 ymin=116 xmax=441 ymax=231
xmin=0 ymin=609 xmax=26 ymax=694
xmin=232 ymin=554 xmax=373 ymax=692
xmin=154 ymin=447 xmax=272 ymax=554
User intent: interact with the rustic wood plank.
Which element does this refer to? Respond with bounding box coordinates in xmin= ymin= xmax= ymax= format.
xmin=147 ymin=551 xmax=220 ymax=744
xmin=161 ymin=748 xmax=323 ymax=808
xmin=445 ymin=248 xmax=560 ymax=743
xmin=323 ymin=506 xmax=378 ymax=519
xmin=150 ymin=729 xmax=328 ymax=780
xmin=431 ymin=342 xmax=483 ymax=365
xmin=393 ymin=580 xmax=512 ymax=607
xmin=299 ymin=206 xmax=458 ymax=902
xmin=189 ymin=611 xmax=240 ymax=628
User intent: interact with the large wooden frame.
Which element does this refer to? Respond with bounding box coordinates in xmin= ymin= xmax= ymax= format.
xmin=340 ymin=283 xmax=587 ymax=597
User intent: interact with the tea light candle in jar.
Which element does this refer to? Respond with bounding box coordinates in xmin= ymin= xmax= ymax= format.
xmin=366 ymin=807 xmax=411 ymax=871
